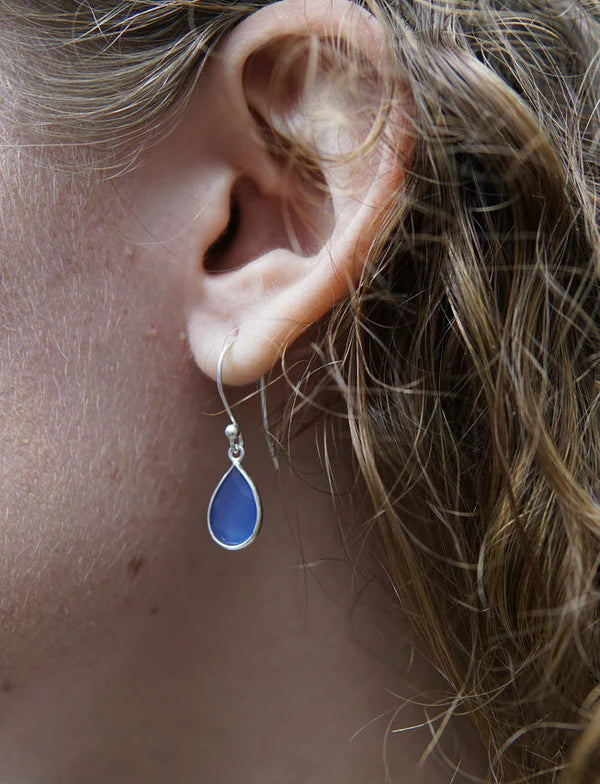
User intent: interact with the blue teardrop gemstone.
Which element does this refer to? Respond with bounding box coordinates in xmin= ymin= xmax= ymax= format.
xmin=208 ymin=465 xmax=261 ymax=549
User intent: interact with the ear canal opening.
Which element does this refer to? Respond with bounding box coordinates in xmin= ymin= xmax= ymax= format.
xmin=204 ymin=192 xmax=241 ymax=272
xmin=202 ymin=172 xmax=332 ymax=276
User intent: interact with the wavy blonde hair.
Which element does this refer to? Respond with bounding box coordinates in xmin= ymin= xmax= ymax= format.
xmin=2 ymin=1 xmax=600 ymax=781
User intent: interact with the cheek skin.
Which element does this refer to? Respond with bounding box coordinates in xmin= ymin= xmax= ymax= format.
xmin=0 ymin=153 xmax=217 ymax=684
xmin=0 ymin=150 xmax=260 ymax=778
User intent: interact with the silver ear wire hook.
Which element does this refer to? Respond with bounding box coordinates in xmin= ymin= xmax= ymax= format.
xmin=217 ymin=341 xmax=244 ymax=460
xmin=216 ymin=340 xmax=236 ymax=425
xmin=217 ymin=340 xmax=278 ymax=466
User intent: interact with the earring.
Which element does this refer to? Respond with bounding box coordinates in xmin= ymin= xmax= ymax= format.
xmin=207 ymin=341 xmax=262 ymax=550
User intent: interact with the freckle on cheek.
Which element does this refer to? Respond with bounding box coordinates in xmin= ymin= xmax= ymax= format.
xmin=127 ymin=556 xmax=145 ymax=579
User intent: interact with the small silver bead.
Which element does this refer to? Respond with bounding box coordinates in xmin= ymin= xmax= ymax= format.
xmin=225 ymin=423 xmax=240 ymax=440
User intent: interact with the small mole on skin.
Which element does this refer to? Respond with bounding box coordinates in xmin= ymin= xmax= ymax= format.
xmin=127 ymin=556 xmax=145 ymax=579
xmin=1 ymin=679 xmax=12 ymax=693
xmin=124 ymin=246 xmax=136 ymax=262
xmin=150 ymin=606 xmax=159 ymax=616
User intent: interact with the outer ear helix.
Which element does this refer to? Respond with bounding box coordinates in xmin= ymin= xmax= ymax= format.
xmin=183 ymin=0 xmax=409 ymax=387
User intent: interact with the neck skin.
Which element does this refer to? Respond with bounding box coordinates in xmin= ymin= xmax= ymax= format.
xmin=0 ymin=374 xmax=487 ymax=784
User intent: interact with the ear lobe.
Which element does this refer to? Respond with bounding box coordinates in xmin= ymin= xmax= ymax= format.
xmin=185 ymin=0 xmax=410 ymax=386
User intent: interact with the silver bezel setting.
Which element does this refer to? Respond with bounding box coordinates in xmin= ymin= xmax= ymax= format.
xmin=207 ymin=457 xmax=263 ymax=551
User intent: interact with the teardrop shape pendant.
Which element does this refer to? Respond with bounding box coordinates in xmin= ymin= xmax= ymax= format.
xmin=209 ymin=340 xmax=264 ymax=550
xmin=207 ymin=457 xmax=262 ymax=550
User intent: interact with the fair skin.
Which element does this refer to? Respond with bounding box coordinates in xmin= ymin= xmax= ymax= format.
xmin=0 ymin=1 xmax=488 ymax=781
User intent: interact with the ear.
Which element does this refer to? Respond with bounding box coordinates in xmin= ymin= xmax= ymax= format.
xmin=185 ymin=0 xmax=410 ymax=385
